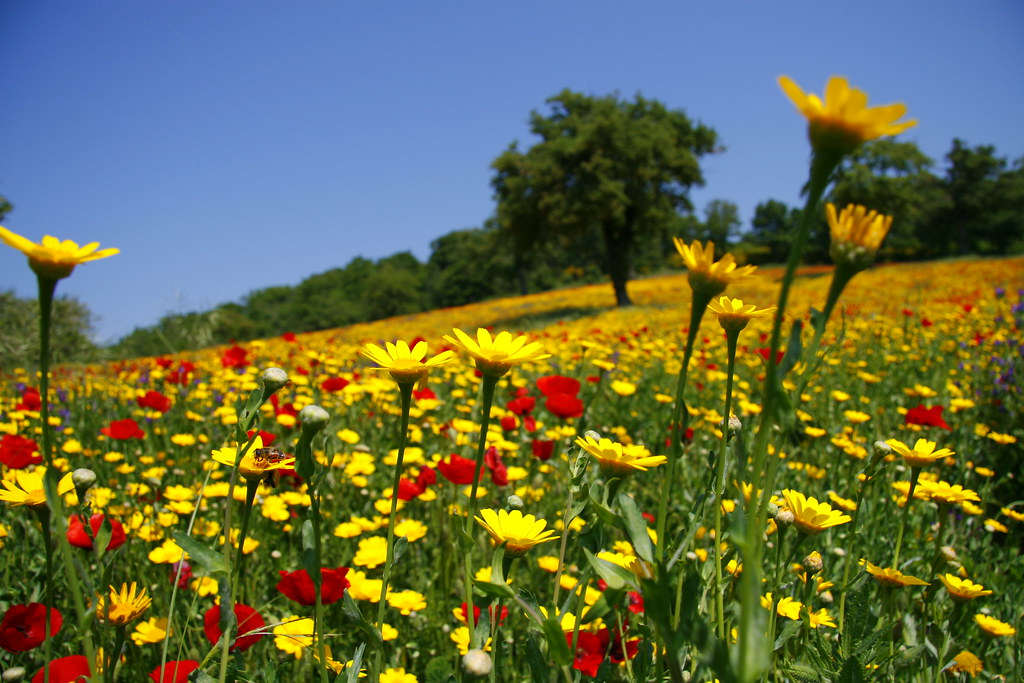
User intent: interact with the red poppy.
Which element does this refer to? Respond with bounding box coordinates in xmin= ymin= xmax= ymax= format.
xmin=155 ymin=357 xmax=174 ymax=369
xmin=506 ymin=396 xmax=536 ymax=415
xmin=456 ymin=602 xmax=508 ymax=626
xmin=100 ymin=418 xmax=145 ymax=440
xmin=66 ymin=514 xmax=127 ymax=551
xmin=149 ymin=660 xmax=200 ymax=683
xmin=0 ymin=603 xmax=62 ymax=652
xmin=136 ymin=390 xmax=172 ymax=413
xmin=416 ymin=467 xmax=436 ymax=487
xmin=17 ymin=387 xmax=41 ymax=412
xmin=396 ymin=477 xmax=426 ymax=501
xmin=756 ymin=348 xmax=785 ymax=366
xmin=171 ymin=561 xmax=193 ymax=590
xmin=545 ymin=393 xmax=584 ymax=419
xmin=905 ymin=405 xmax=950 ymax=430
xmin=531 ymin=439 xmax=555 ymax=461
xmin=537 ymin=375 xmax=580 ymax=398
xmin=165 ymin=361 xmax=195 ymax=385
xmin=32 ymin=655 xmax=90 ymax=683
xmin=321 ymin=377 xmax=350 ymax=392
xmin=221 ymin=345 xmax=249 ymax=369
xmin=282 ymin=331 xmax=297 ymax=342
xmin=485 ymin=448 xmax=508 ymax=486
xmin=203 ymin=604 xmax=265 ymax=652
xmin=500 ymin=415 xmax=518 ymax=431
xmin=569 ymin=631 xmax=606 ymax=677
xmin=437 ymin=453 xmax=482 ymax=485
xmin=276 ymin=567 xmax=350 ymax=606
xmin=0 ymin=434 xmax=41 ymax=469
xmin=413 ymin=386 xmax=437 ymax=401
xmin=246 ymin=430 xmax=277 ymax=446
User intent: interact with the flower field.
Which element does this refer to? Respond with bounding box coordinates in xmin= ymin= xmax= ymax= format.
xmin=2 ymin=76 xmax=1023 ymax=683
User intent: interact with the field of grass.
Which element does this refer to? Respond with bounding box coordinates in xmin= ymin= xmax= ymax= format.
xmin=1 ymin=255 xmax=1022 ymax=683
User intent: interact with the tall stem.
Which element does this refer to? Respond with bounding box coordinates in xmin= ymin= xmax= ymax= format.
xmin=713 ymin=332 xmax=738 ymax=639
xmin=891 ymin=467 xmax=921 ymax=568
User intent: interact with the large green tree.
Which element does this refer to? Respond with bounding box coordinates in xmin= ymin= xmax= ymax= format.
xmin=491 ymin=90 xmax=718 ymax=306
xmin=747 ymin=199 xmax=801 ymax=264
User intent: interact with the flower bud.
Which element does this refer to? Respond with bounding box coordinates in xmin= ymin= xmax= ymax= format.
xmin=261 ymin=367 xmax=289 ymax=394
xmin=940 ymin=545 xmax=959 ymax=564
xmin=872 ymin=440 xmax=892 ymax=458
xmin=775 ymin=508 xmax=795 ymax=527
xmin=802 ymin=551 xmax=823 ymax=574
xmin=506 ymin=495 xmax=524 ymax=510
xmin=299 ymin=405 xmax=330 ymax=432
xmin=72 ymin=468 xmax=97 ymax=500
xmin=462 ymin=649 xmax=492 ymax=677
xmin=2 ymin=667 xmax=26 ymax=682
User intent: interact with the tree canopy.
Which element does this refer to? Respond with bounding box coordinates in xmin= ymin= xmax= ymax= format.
xmin=491 ymin=89 xmax=718 ymax=306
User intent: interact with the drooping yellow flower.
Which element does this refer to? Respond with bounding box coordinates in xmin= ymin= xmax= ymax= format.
xmin=0 ymin=468 xmax=75 ymax=507
xmin=360 ymin=340 xmax=454 ymax=385
xmin=826 ymin=203 xmax=893 ymax=270
xmin=95 ymin=582 xmax=152 ymax=627
xmin=574 ymin=435 xmax=667 ymax=477
xmin=0 ymin=226 xmax=119 ymax=280
xmin=864 ymin=562 xmax=929 ymax=588
xmin=780 ymin=489 xmax=852 ymax=535
xmin=885 ymin=438 xmax=954 ymax=468
xmin=474 ymin=508 xmax=558 ymax=557
xmin=386 ymin=590 xmax=427 ymax=616
xmin=974 ymin=613 xmax=1016 ymax=637
xmin=778 ymin=75 xmax=916 ymax=156
xmin=706 ymin=296 xmax=776 ymax=334
xmin=443 ymin=328 xmax=549 ymax=377
xmin=673 ymin=239 xmax=757 ymax=298
xmin=948 ymin=650 xmax=983 ymax=677
xmin=938 ymin=574 xmax=993 ymax=602
xmin=131 ymin=617 xmax=170 ymax=646
xmin=210 ymin=436 xmax=295 ymax=483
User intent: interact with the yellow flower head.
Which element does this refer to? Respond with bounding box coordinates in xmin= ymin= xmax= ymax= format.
xmin=211 ymin=437 xmax=295 ymax=483
xmin=0 ymin=226 xmax=119 ymax=280
xmin=386 ymin=590 xmax=427 ymax=616
xmin=948 ymin=650 xmax=983 ymax=677
xmin=474 ymin=508 xmax=559 ymax=558
xmin=0 ymin=468 xmax=75 ymax=508
xmin=885 ymin=438 xmax=954 ymax=469
xmin=864 ymin=562 xmax=929 ymax=588
xmin=574 ymin=435 xmax=667 ymax=478
xmin=826 ymin=203 xmax=893 ymax=271
xmin=974 ymin=613 xmax=1016 ymax=637
xmin=673 ymin=239 xmax=756 ymax=299
xmin=706 ymin=296 xmax=776 ymax=335
xmin=443 ymin=328 xmax=550 ymax=378
xmin=780 ymin=489 xmax=852 ymax=535
xmin=778 ymin=75 xmax=916 ymax=156
xmin=938 ymin=574 xmax=993 ymax=602
xmin=95 ymin=582 xmax=152 ymax=627
xmin=360 ymin=340 xmax=454 ymax=385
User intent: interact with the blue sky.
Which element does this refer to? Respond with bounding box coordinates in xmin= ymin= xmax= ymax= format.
xmin=2 ymin=1 xmax=1022 ymax=343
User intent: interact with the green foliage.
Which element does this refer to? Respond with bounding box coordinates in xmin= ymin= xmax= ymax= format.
xmin=0 ymin=290 xmax=99 ymax=370
xmin=492 ymin=89 xmax=718 ymax=306
xmin=744 ymin=199 xmax=802 ymax=264
xmin=0 ymin=194 xmax=11 ymax=222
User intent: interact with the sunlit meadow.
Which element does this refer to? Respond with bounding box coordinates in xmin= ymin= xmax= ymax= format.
xmin=1 ymin=77 xmax=1022 ymax=683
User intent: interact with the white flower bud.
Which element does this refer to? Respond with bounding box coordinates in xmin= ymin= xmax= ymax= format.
xmin=261 ymin=367 xmax=289 ymax=393
xmin=462 ymin=650 xmax=492 ymax=677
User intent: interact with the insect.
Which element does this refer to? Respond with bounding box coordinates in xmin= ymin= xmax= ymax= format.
xmin=251 ymin=447 xmax=289 ymax=488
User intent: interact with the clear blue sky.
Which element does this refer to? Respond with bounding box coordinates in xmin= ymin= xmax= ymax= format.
xmin=2 ymin=1 xmax=1022 ymax=343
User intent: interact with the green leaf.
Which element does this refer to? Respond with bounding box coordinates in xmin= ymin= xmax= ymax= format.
xmin=836 ymin=656 xmax=866 ymax=683
xmin=300 ymin=519 xmax=319 ymax=580
xmin=424 ymin=655 xmax=453 ymax=683
xmin=93 ymin=516 xmax=113 ymax=561
xmin=473 ymin=579 xmax=514 ymax=599
xmin=523 ymin=634 xmax=550 ymax=683
xmin=171 ymin=531 xmax=226 ymax=575
xmin=773 ymin=620 xmax=802 ymax=650
xmin=632 ymin=639 xmax=653 ymax=682
xmin=540 ymin=616 xmax=572 ymax=665
xmin=583 ymin=548 xmax=636 ymax=591
xmin=393 ymin=536 xmax=409 ymax=565
xmin=778 ymin=316 xmax=803 ymax=378
xmin=346 ymin=643 xmax=367 ymax=683
xmin=340 ymin=592 xmax=382 ymax=646
xmin=193 ymin=672 xmax=218 ymax=683
xmin=616 ymin=492 xmax=654 ymax=564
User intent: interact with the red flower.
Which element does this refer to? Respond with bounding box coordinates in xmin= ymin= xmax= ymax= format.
xmin=905 ymin=404 xmax=950 ymax=430
xmin=485 ymin=448 xmax=508 ymax=486
xmin=203 ymin=604 xmax=265 ymax=651
xmin=221 ymin=345 xmax=249 ymax=369
xmin=101 ymin=418 xmax=145 ymax=440
xmin=276 ymin=568 xmax=350 ymax=606
xmin=756 ymin=348 xmax=785 ymax=366
xmin=149 ymin=660 xmax=200 ymax=683
xmin=155 ymin=357 xmax=174 ymax=369
xmin=0 ymin=603 xmax=62 ymax=652
xmin=437 ymin=453 xmax=482 ymax=485
xmin=246 ymin=429 xmax=277 ymax=446
xmin=165 ymin=361 xmax=195 ymax=385
xmin=416 ymin=467 xmax=436 ymax=487
xmin=500 ymin=415 xmax=518 ymax=431
xmin=531 ymin=439 xmax=555 ymax=461
xmin=537 ymin=375 xmax=580 ymax=398
xmin=0 ymin=434 xmax=41 ymax=469
xmin=456 ymin=602 xmax=509 ymax=626
xmin=66 ymin=514 xmax=127 ymax=551
xmin=569 ymin=631 xmax=607 ymax=677
xmin=171 ymin=561 xmax=193 ymax=590
xmin=320 ymin=377 xmax=350 ymax=393
xmin=282 ymin=331 xmax=297 ymax=342
xmin=545 ymin=393 xmax=584 ymax=419
xmin=396 ymin=477 xmax=426 ymax=501
xmin=32 ymin=655 xmax=90 ymax=683
xmin=136 ymin=390 xmax=172 ymax=413
xmin=17 ymin=387 xmax=41 ymax=412
xmin=506 ymin=396 xmax=536 ymax=415
xmin=413 ymin=386 xmax=437 ymax=401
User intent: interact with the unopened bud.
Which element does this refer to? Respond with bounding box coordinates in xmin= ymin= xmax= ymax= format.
xmin=261 ymin=367 xmax=289 ymax=394
xmin=775 ymin=509 xmax=795 ymax=527
xmin=506 ymin=495 xmax=524 ymax=510
xmin=940 ymin=546 xmax=958 ymax=563
xmin=819 ymin=590 xmax=834 ymax=604
xmin=299 ymin=405 xmax=330 ymax=432
xmin=872 ymin=441 xmax=892 ymax=458
xmin=72 ymin=468 xmax=97 ymax=499
xmin=802 ymin=551 xmax=823 ymax=574
xmin=2 ymin=667 xmax=26 ymax=682
xmin=723 ymin=414 xmax=742 ymax=439
xmin=462 ymin=649 xmax=492 ymax=677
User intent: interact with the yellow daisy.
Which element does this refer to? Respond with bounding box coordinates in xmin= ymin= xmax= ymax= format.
xmin=780 ymin=489 xmax=851 ymax=535
xmin=95 ymin=582 xmax=153 ymax=627
xmin=706 ymin=296 xmax=776 ymax=334
xmin=885 ymin=438 xmax=954 ymax=468
xmin=673 ymin=239 xmax=757 ymax=298
xmin=443 ymin=328 xmax=550 ymax=378
xmin=574 ymin=435 xmax=667 ymax=477
xmin=937 ymin=574 xmax=992 ymax=602
xmin=0 ymin=226 xmax=119 ymax=280
xmin=360 ymin=340 xmax=453 ymax=385
xmin=826 ymin=203 xmax=893 ymax=270
xmin=864 ymin=562 xmax=929 ymax=588
xmin=0 ymin=468 xmax=75 ymax=507
xmin=474 ymin=508 xmax=558 ymax=557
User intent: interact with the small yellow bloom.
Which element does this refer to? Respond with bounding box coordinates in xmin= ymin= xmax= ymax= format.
xmin=131 ymin=617 xmax=170 ymax=646
xmin=360 ymin=340 xmax=454 ymax=385
xmin=938 ymin=574 xmax=992 ymax=602
xmin=673 ymin=240 xmax=756 ymax=298
xmin=574 ymin=435 xmax=666 ymax=477
xmin=273 ymin=617 xmax=313 ymax=659
xmin=778 ymin=75 xmax=916 ymax=156
xmin=0 ymin=225 xmax=119 ymax=280
xmin=826 ymin=203 xmax=893 ymax=270
xmin=443 ymin=328 xmax=549 ymax=377
xmin=885 ymin=438 xmax=954 ymax=468
xmin=0 ymin=468 xmax=75 ymax=507
xmin=474 ymin=508 xmax=558 ymax=558
xmin=864 ymin=562 xmax=928 ymax=588
xmin=706 ymin=296 xmax=776 ymax=335
xmin=781 ymin=489 xmax=851 ymax=535
xmin=380 ymin=667 xmax=419 ymax=683
xmin=974 ymin=613 xmax=1016 ymax=637
xmin=948 ymin=650 xmax=983 ymax=677
xmin=386 ymin=590 xmax=427 ymax=616
xmin=95 ymin=582 xmax=152 ymax=627
xmin=210 ymin=437 xmax=295 ymax=483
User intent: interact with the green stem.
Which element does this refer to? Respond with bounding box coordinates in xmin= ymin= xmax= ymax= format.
xmin=656 ymin=293 xmax=709 ymax=561
xmin=462 ymin=375 xmax=499 ymax=649
xmin=837 ymin=474 xmax=873 ymax=634
xmin=714 ymin=332 xmax=739 ymax=640
xmin=373 ymin=381 xmax=415 ymax=676
xmin=891 ymin=468 xmax=921 ymax=569
xmin=105 ymin=626 xmax=127 ymax=683
xmin=230 ymin=481 xmax=260 ymax=600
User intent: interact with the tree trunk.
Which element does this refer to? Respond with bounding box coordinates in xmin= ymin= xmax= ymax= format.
xmin=603 ymin=223 xmax=633 ymax=307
